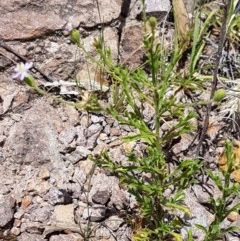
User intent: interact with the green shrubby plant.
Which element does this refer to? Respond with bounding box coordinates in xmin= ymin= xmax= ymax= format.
xmin=57 ymin=11 xmax=203 ymax=240
xmin=89 ymin=15 xmax=203 ymax=241
xmin=196 ymin=140 xmax=240 ymax=241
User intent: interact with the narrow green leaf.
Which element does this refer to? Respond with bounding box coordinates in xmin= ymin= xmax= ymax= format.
xmin=195 ymin=224 xmax=208 ymax=234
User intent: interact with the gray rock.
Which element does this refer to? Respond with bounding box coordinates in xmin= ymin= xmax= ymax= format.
xmin=58 ymin=127 xmax=77 ymax=145
xmin=92 ymin=190 xmax=111 ymax=205
xmin=120 ymin=22 xmax=143 ymax=69
xmin=95 ymin=226 xmax=111 ymax=239
xmin=45 ymin=187 xmax=72 ymax=205
xmin=35 ymin=181 xmax=51 ymax=196
xmin=103 ymin=125 xmax=111 ymax=136
xmin=85 ymin=123 xmax=102 ymax=138
xmin=142 ymin=102 xmax=155 ymax=123
xmin=104 ymin=116 xmax=115 ymax=126
xmin=75 ymin=126 xmax=87 ymax=146
xmin=0 ymin=196 xmax=15 ymax=228
xmin=73 ymin=168 xmax=87 ymax=187
xmin=0 ymin=0 xmax=121 ymax=40
xmin=183 ymin=0 xmax=200 ymax=15
xmin=79 ymin=114 xmax=90 ymax=129
xmin=105 ymin=216 xmax=125 ymax=231
xmin=82 ymin=205 xmax=106 ymax=222
xmin=227 ymin=236 xmax=240 ymax=241
xmin=67 ymin=183 xmax=82 ymax=199
xmin=145 ymin=0 xmax=171 ymax=14
xmin=0 ymin=184 xmax=10 ymax=195
xmin=49 ymin=234 xmax=82 ymax=241
xmin=103 ymin=27 xmax=119 ymax=62
xmin=17 ymin=232 xmax=47 ymax=241
xmin=27 ymin=205 xmax=52 ymax=223
xmin=86 ymin=130 xmax=102 ymax=150
xmin=109 ymin=183 xmax=129 ymax=210
xmin=75 ymin=146 xmax=91 ymax=159
xmin=126 ymin=0 xmax=143 ymax=20
xmin=108 ymin=146 xmax=127 ymax=164
xmin=52 ymin=204 xmax=75 ymax=225
xmin=61 ymin=105 xmax=80 ymax=127
xmin=2 ymin=91 xmax=17 ymax=114
xmin=20 ymin=221 xmax=43 ymax=234
xmin=38 ymin=168 xmax=50 ymax=180
xmin=91 ymin=115 xmax=101 ymax=123
xmin=6 ymin=99 xmax=64 ymax=170
xmin=192 ymin=182 xmax=222 ymax=204
xmin=90 ymin=173 xmax=128 ymax=210
xmin=66 ymin=145 xmax=91 ymax=164
xmin=14 ymin=209 xmax=25 ymax=219
xmin=74 ymin=201 xmax=88 ymax=225
xmin=181 ymin=190 xmax=215 ymax=241
xmin=115 ymin=224 xmax=133 ymax=241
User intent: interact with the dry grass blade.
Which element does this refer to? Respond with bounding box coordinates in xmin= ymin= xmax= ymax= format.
xmin=172 ymin=0 xmax=190 ymax=43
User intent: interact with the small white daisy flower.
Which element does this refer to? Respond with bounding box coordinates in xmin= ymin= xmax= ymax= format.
xmin=12 ymin=62 xmax=33 ymax=81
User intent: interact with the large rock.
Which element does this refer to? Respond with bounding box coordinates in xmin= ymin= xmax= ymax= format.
xmin=82 ymin=204 xmax=106 ymax=222
xmin=52 ymin=204 xmax=75 ymax=224
xmin=0 ymin=196 xmax=15 ymax=228
xmin=0 ymin=0 xmax=121 ymax=40
xmin=145 ymin=0 xmax=171 ymax=16
xmin=17 ymin=232 xmax=47 ymax=241
xmin=6 ymin=98 xmax=63 ymax=167
xmin=120 ymin=22 xmax=144 ymax=69
xmin=182 ymin=190 xmax=215 ymax=241
xmin=49 ymin=234 xmax=83 ymax=241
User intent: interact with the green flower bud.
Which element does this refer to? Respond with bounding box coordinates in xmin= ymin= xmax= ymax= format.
xmin=148 ymin=16 xmax=157 ymax=30
xmin=70 ymin=29 xmax=81 ymax=46
xmin=213 ymin=89 xmax=226 ymax=102
xmin=24 ymin=75 xmax=36 ymax=88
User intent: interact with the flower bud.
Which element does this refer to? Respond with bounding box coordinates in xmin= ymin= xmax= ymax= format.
xmin=71 ymin=29 xmax=80 ymax=46
xmin=24 ymin=75 xmax=36 ymax=88
xmin=213 ymin=89 xmax=226 ymax=102
xmin=148 ymin=16 xmax=157 ymax=30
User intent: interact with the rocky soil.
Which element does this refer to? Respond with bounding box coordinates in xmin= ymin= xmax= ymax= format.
xmin=0 ymin=0 xmax=240 ymax=241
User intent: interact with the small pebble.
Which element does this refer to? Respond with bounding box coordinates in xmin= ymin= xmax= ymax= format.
xmin=10 ymin=227 xmax=21 ymax=236
xmin=227 ymin=211 xmax=239 ymax=222
xmin=39 ymin=168 xmax=50 ymax=180
xmin=21 ymin=196 xmax=32 ymax=209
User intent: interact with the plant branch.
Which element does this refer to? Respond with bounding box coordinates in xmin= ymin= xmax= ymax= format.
xmin=195 ymin=0 xmax=231 ymax=157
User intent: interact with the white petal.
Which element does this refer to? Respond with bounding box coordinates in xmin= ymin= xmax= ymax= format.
xmin=14 ymin=66 xmax=20 ymax=72
xmin=12 ymin=72 xmax=20 ymax=79
xmin=20 ymin=72 xmax=28 ymax=80
xmin=25 ymin=62 xmax=33 ymax=69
